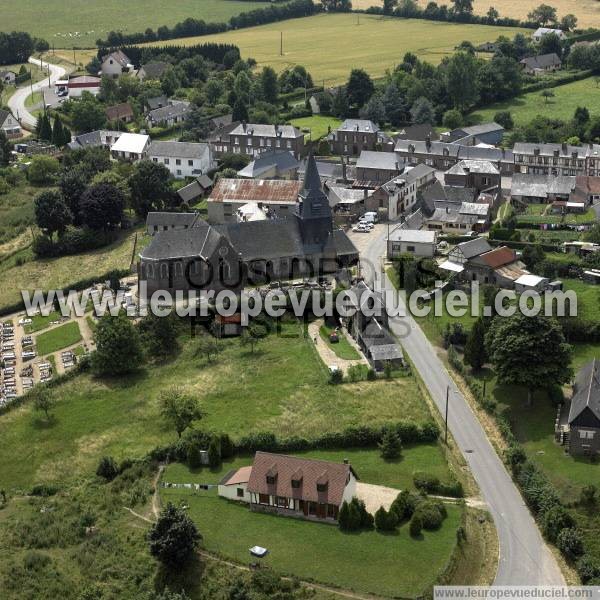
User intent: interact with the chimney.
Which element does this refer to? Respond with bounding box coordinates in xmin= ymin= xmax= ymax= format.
xmin=561 ymin=142 xmax=567 ymax=153
xmin=446 ymin=206 xmax=449 ymax=213
xmin=242 ymin=121 xmax=247 ymax=131
xmin=426 ymin=135 xmax=432 ymax=151
xmin=363 ymin=188 xmax=368 ymax=199
xmin=395 ymin=161 xmax=399 ymax=171
xmin=341 ymin=156 xmax=347 ymax=182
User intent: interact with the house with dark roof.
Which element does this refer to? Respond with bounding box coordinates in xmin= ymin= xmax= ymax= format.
xmin=564 ymin=359 xmax=600 ymax=456
xmin=511 ymin=173 xmax=576 ymax=203
xmin=355 ymin=150 xmax=403 ymax=183
xmin=0 ymin=70 xmax=16 ymax=85
xmin=442 ymin=122 xmax=504 ymax=146
xmin=147 ymin=141 xmax=214 ymax=179
xmin=177 ymin=175 xmax=213 ymax=204
xmin=237 ymin=150 xmax=300 ymax=180
xmin=138 ymin=154 xmax=359 ymax=296
xmin=520 ymin=53 xmax=562 ymax=75
xmin=395 ymin=123 xmax=439 ymax=142
xmin=444 ymin=159 xmax=501 ymax=194
xmin=211 ymin=122 xmax=305 ymax=159
xmin=99 ymin=50 xmax=133 ymax=78
xmin=219 ymin=452 xmax=358 ymax=521
xmin=105 ymin=102 xmax=134 ymax=124
xmin=146 ymin=101 xmax=191 ymax=128
xmin=447 ymin=238 xmax=492 ymax=265
xmin=328 ymin=119 xmax=392 ymax=155
xmin=513 ymin=142 xmax=600 ymax=177
xmin=137 ymin=61 xmax=170 ymax=81
xmin=145 ymin=95 xmax=169 ymax=112
xmin=146 ymin=212 xmax=201 ymax=236
xmin=0 ymin=109 xmax=20 ymax=139
xmin=67 ymin=129 xmax=123 ymax=151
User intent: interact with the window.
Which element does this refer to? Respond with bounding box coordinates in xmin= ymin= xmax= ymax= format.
xmin=176 ymin=159 xmax=181 ymax=165
xmin=407 ymin=245 xmax=416 ymax=252
xmin=316 ymin=482 xmax=328 ymax=492
xmin=177 ymin=170 xmax=181 ymax=176
xmin=152 ymin=158 xmax=158 ymax=163
xmin=258 ymin=493 xmax=269 ymax=504
xmin=236 ymin=488 xmax=244 ymax=498
xmin=188 ymin=160 xmax=193 ymax=166
xmin=266 ymin=475 xmax=276 ymax=484
xmin=291 ymin=479 xmax=301 ymax=488
xmin=276 ymin=496 xmax=287 ymax=507
xmin=579 ymin=430 xmax=595 ymax=440
xmin=164 ymin=158 xmax=170 ymax=165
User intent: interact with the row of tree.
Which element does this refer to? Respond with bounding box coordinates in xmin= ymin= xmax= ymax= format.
xmin=0 ymin=31 xmax=48 ymax=65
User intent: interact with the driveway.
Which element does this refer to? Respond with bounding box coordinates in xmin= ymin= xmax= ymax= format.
xmin=361 ymin=229 xmax=565 ymax=585
xmin=7 ymin=57 xmax=67 ymax=128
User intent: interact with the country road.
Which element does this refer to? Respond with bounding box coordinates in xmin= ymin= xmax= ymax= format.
xmin=361 ymin=230 xmax=565 ymax=585
xmin=7 ymin=57 xmax=67 ymax=128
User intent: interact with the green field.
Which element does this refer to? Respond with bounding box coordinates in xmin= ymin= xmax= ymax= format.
xmin=145 ymin=14 xmax=528 ymax=84
xmin=319 ymin=324 xmax=361 ymax=360
xmin=290 ymin=115 xmax=341 ymax=141
xmin=0 ymin=322 xmax=434 ymax=490
xmin=470 ymin=77 xmax=600 ymax=128
xmin=516 ymin=203 xmax=597 ymax=226
xmin=0 ymin=0 xmax=272 ymax=48
xmin=35 ymin=321 xmax=82 ymax=355
xmin=162 ymin=481 xmax=462 ymax=597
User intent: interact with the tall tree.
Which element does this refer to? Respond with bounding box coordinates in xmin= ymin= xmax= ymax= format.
xmin=159 ymin=386 xmax=202 ymax=438
xmin=59 ymin=166 xmax=87 ymax=225
xmin=527 ymin=4 xmax=557 ymax=26
xmin=485 ymin=314 xmax=572 ymax=406
xmin=31 ymin=385 xmax=55 ymax=421
xmin=0 ymin=130 xmax=10 ymax=167
xmin=382 ymin=82 xmax=407 ymax=126
xmin=232 ymin=98 xmax=249 ymax=122
xmin=71 ymin=92 xmax=107 ymax=132
xmin=79 ymin=183 xmax=124 ymax=231
xmin=128 ymin=160 xmax=173 ymax=217
xmin=410 ymin=96 xmax=435 ymax=124
xmin=360 ymin=94 xmax=386 ymax=125
xmin=34 ymin=190 xmax=71 ymax=239
xmin=260 ymin=66 xmax=278 ymax=104
xmin=346 ymin=68 xmax=374 ymax=108
xmin=464 ymin=317 xmax=487 ymax=372
xmin=452 ymin=0 xmax=474 ymax=14
xmin=445 ymin=52 xmax=479 ymax=111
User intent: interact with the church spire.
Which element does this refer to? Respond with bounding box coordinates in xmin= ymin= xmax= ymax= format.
xmin=297 ymin=150 xmax=330 ymax=220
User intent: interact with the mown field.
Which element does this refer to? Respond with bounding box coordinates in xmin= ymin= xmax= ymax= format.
xmin=470 ymin=76 xmax=600 ymax=128
xmin=353 ymin=0 xmax=600 ymax=29
xmin=0 ymin=0 xmax=272 ymax=48
xmin=144 ymin=13 xmax=528 ymax=84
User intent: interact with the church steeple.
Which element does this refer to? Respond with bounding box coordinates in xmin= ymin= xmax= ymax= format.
xmin=296 ymin=151 xmax=331 ymax=220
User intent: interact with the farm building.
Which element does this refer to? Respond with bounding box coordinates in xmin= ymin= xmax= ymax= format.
xmin=387 ymin=228 xmax=437 ymax=258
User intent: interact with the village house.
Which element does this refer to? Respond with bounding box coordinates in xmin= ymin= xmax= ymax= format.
xmin=512 ymin=142 xmax=600 ymax=177
xmin=146 ymin=212 xmax=201 ymax=236
xmin=0 ymin=70 xmax=16 ymax=85
xmin=67 ymin=75 xmax=101 ymax=97
xmin=424 ymin=201 xmax=490 ymax=234
xmin=511 ymin=173 xmax=576 ymax=203
xmin=387 ymin=228 xmax=437 ymax=258
xmin=570 ymin=175 xmax=600 ymax=205
xmin=147 ymin=141 xmax=214 ymax=179
xmin=67 ymin=129 xmax=123 ymax=151
xmin=176 ymin=175 xmax=213 ymax=205
xmin=211 ymin=122 xmax=305 ymax=159
xmin=328 ymin=119 xmax=392 ymax=156
xmin=144 ymin=95 xmax=169 ymax=113
xmin=207 ymin=178 xmax=302 ymax=223
xmin=105 ymin=102 xmax=134 ymax=124
xmin=237 ymin=150 xmax=300 ymax=180
xmin=136 ymin=61 xmax=170 ymax=81
xmin=219 ymin=452 xmax=358 ymax=521
xmin=444 ymin=160 xmax=501 ymax=194
xmin=395 ymin=123 xmax=439 ymax=142
xmin=110 ymin=133 xmax=150 ymax=162
xmin=446 ymin=237 xmax=492 ymax=265
xmin=520 ymin=53 xmax=562 ymax=75
xmin=441 ymin=122 xmax=504 ymax=146
xmin=369 ymin=163 xmax=436 ymax=220
xmin=0 ymin=109 xmax=21 ymax=139
xmin=146 ymin=102 xmax=191 ymax=129
xmin=532 ymin=27 xmax=566 ymax=42
xmin=558 ymin=359 xmax=600 ymax=456
xmin=327 ymin=186 xmax=375 ymax=220
xmin=138 ymin=154 xmax=359 ymax=296
xmin=355 ymin=150 xmax=403 ymax=183
xmin=99 ymin=50 xmax=133 ymax=78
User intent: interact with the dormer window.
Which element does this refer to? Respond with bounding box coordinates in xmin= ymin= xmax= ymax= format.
xmin=316 ymin=482 xmax=328 ymax=492
xmin=266 ymin=475 xmax=276 ymax=484
xmin=292 ymin=479 xmax=301 ymax=488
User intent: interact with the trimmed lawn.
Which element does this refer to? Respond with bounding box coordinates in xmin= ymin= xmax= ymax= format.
xmin=562 ymin=279 xmax=600 ymax=323
xmin=518 ymin=228 xmax=583 ymax=244
xmin=516 ymin=204 xmax=597 ymax=226
xmin=290 ymin=115 xmax=342 ymax=141
xmin=0 ymin=322 xmax=434 ymax=490
xmin=24 ymin=311 xmax=62 ymax=333
xmin=470 ymin=77 xmax=600 ymax=128
xmin=35 ymin=321 xmax=81 ymax=356
xmin=144 ymin=14 xmax=528 ymax=84
xmin=319 ymin=324 xmax=361 ymax=360
xmin=163 ymin=444 xmax=455 ymax=490
xmin=162 ymin=483 xmax=462 ymax=597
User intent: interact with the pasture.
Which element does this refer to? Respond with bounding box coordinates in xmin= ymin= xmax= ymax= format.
xmin=353 ymin=0 xmax=600 ymax=29
xmin=145 ymin=13 xmax=528 ymax=84
xmin=0 ymin=0 xmax=272 ymax=48
xmin=35 ymin=321 xmax=82 ymax=355
xmin=470 ymin=77 xmax=600 ymax=128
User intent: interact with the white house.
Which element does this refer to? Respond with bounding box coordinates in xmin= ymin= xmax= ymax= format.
xmin=67 ymin=75 xmax=101 ymax=98
xmin=99 ymin=50 xmax=133 ymax=78
xmin=147 ymin=141 xmax=214 ymax=179
xmin=514 ymin=274 xmax=550 ymax=294
xmin=0 ymin=70 xmax=16 ymax=85
xmin=532 ymin=27 xmax=566 ymax=43
xmin=387 ymin=228 xmax=437 ymax=258
xmin=110 ymin=133 xmax=150 ymax=162
xmin=0 ymin=109 xmax=21 ymax=139
xmin=218 ymin=465 xmax=253 ymax=502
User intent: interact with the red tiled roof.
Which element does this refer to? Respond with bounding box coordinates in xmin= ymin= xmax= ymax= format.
xmin=576 ymin=175 xmax=600 ymax=195
xmin=209 ymin=178 xmax=301 ymax=204
xmin=247 ymin=452 xmax=357 ymax=506
xmin=480 ymin=246 xmax=517 ymax=268
xmin=106 ymin=102 xmax=134 ymax=120
xmin=221 ymin=466 xmax=252 ymax=486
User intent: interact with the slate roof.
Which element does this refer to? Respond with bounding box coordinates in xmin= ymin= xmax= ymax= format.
xmin=147 ymin=102 xmax=190 ymax=123
xmin=511 ymin=173 xmax=576 ymax=198
xmin=237 ymin=150 xmax=299 ymax=178
xmin=451 ymin=122 xmax=503 ymax=138
xmin=513 ymin=142 xmax=586 ymax=158
xmin=227 ymin=123 xmax=303 ymax=139
xmin=395 ymin=139 xmax=513 ymax=162
xmin=140 ymin=220 xmax=222 ymax=260
xmin=455 ymin=237 xmax=492 ymax=259
xmin=446 ymin=159 xmax=499 ymax=175
xmin=146 ymin=95 xmax=169 ymax=111
xmin=459 ymin=202 xmax=490 ymax=217
xmin=247 ymin=451 xmax=357 ymax=507
xmin=177 ymin=176 xmax=213 ymax=203
xmin=336 ymin=119 xmax=379 ymax=133
xmin=521 ymin=53 xmax=562 ymax=70
xmin=356 ymin=151 xmax=402 ymax=171
xmin=361 ymin=319 xmax=401 ymax=358
xmin=101 ymin=49 xmax=131 ymax=67
xmin=209 ymin=178 xmax=301 ymax=204
xmin=0 ymin=109 xmax=10 ymax=127
xmin=148 ymin=141 xmax=210 ymax=160
xmin=105 ymin=102 xmax=133 ymax=121
xmin=68 ymin=129 xmax=122 ymax=150
xmin=388 ymin=229 xmax=436 ymax=244
xmin=395 ymin=123 xmax=438 ymax=142
xmin=139 ymin=61 xmax=170 ymax=79
xmin=568 ymin=359 xmax=600 ymax=425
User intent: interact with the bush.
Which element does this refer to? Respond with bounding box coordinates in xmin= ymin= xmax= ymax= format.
xmin=30 ymin=484 xmax=59 ymax=497
xmin=413 ymin=499 xmax=446 ymax=530
xmin=413 ymin=472 xmax=440 ymax=494
xmin=577 ymin=554 xmax=600 ymax=584
xmin=390 ymin=490 xmax=420 ymax=523
xmin=374 ymin=506 xmax=398 ymax=532
xmin=207 ymin=436 xmax=221 ymax=469
xmin=541 ymin=505 xmax=574 ymax=543
xmin=96 ymin=456 xmax=119 ymax=481
xmin=186 ymin=443 xmax=203 ymax=468
xmin=220 ymin=433 xmax=235 ymax=458
xmin=557 ymin=527 xmax=585 ymax=561
xmin=378 ymin=428 xmax=402 ymax=460
xmin=494 ymin=110 xmax=514 ymax=130
xmin=409 ymin=514 xmax=423 ymax=537
xmin=329 ymin=368 xmax=343 ymax=384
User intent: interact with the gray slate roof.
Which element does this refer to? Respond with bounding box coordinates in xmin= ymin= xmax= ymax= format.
xmin=227 ymin=123 xmax=302 ymax=139
xmin=568 ymin=359 xmax=600 ymax=425
xmin=511 ymin=173 xmax=576 ymax=198
xmin=337 ymin=119 xmax=379 ymax=133
xmin=146 ymin=95 xmax=169 ymax=111
xmin=520 ymin=53 xmax=562 ymax=70
xmin=237 ymin=150 xmax=299 ymax=178
xmin=140 ymin=61 xmax=170 ymax=79
xmin=455 ymin=237 xmax=492 ymax=259
xmin=446 ymin=159 xmax=499 ymax=175
xmin=451 ymin=122 xmax=503 ymax=138
xmin=147 ymin=102 xmax=190 ymax=122
xmin=141 ymin=220 xmax=221 ymax=260
xmin=356 ymin=151 xmax=402 ymax=171
xmin=148 ymin=141 xmax=210 ymax=160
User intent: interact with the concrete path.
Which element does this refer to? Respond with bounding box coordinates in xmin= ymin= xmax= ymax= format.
xmin=7 ymin=57 xmax=67 ymax=128
xmin=361 ymin=228 xmax=565 ymax=586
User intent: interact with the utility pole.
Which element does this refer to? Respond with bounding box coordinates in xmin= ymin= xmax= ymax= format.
xmin=280 ymin=32 xmax=283 ymax=56
xmin=444 ymin=385 xmax=449 ymax=444
xmin=73 ymin=48 xmax=76 ymax=65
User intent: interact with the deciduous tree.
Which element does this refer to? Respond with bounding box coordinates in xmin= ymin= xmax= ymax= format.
xmin=159 ymin=386 xmax=202 ymax=438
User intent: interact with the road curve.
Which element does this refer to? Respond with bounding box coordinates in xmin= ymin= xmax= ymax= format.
xmin=361 ymin=231 xmax=565 ymax=585
xmin=7 ymin=57 xmax=67 ymax=128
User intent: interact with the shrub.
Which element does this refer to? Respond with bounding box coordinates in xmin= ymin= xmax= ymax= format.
xmin=186 ymin=443 xmax=203 ymax=468
xmin=366 ymin=368 xmax=377 ymax=381
xmin=413 ymin=499 xmax=446 ymax=530
xmin=409 ymin=514 xmax=423 ymax=537
xmin=579 ymin=484 xmax=597 ymax=508
xmin=494 ymin=110 xmax=514 ymax=130
xmin=207 ymin=436 xmax=221 ymax=469
xmin=577 ymin=554 xmax=600 ymax=584
xmin=329 ymin=368 xmax=343 ymax=384
xmin=374 ymin=506 xmax=398 ymax=532
xmin=541 ymin=505 xmax=574 ymax=543
xmin=23 ymin=551 xmax=51 ymax=571
xmin=378 ymin=429 xmax=402 ymax=460
xmin=30 ymin=484 xmax=59 ymax=497
xmin=413 ymin=472 xmax=440 ymax=494
xmin=96 ymin=456 xmax=119 ymax=481
xmin=220 ymin=433 xmax=235 ymax=458
xmin=557 ymin=527 xmax=585 ymax=561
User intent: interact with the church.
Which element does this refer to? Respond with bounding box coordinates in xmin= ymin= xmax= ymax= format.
xmin=138 ymin=153 xmax=359 ymax=296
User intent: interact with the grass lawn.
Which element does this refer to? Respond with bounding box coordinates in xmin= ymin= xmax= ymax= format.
xmin=0 ymin=182 xmax=41 ymax=249
xmin=35 ymin=321 xmax=82 ymax=356
xmin=24 ymin=310 xmax=61 ymax=334
xmin=518 ymin=228 xmax=583 ymax=244
xmin=353 ymin=0 xmax=600 ymax=29
xmin=562 ymin=279 xmax=600 ymax=322
xmin=162 ymin=482 xmax=462 ymax=597
xmin=470 ymin=76 xmax=600 ymax=128
xmin=163 ymin=444 xmax=454 ymax=490
xmin=0 ymin=322 xmax=434 ymax=490
xmin=0 ymin=227 xmax=146 ymax=311
xmin=516 ymin=204 xmax=597 ymax=226
xmin=0 ymin=0 xmax=273 ymax=48
xmin=144 ymin=14 xmax=528 ymax=84
xmin=289 ymin=115 xmax=342 ymax=141
xmin=319 ymin=324 xmax=361 ymax=360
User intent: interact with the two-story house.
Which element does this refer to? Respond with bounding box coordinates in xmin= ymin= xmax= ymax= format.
xmin=513 ymin=142 xmax=589 ymax=176
xmin=147 ymin=141 xmax=214 ymax=179
xmin=211 ymin=122 xmax=305 ymax=159
xmin=99 ymin=50 xmax=133 ymax=78
xmin=110 ymin=133 xmax=150 ymax=162
xmin=328 ymin=119 xmax=391 ymax=155
xmin=0 ymin=109 xmax=20 ymax=139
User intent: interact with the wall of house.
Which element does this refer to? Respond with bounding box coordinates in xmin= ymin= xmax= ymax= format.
xmin=330 ymin=131 xmax=377 ymax=156
xmin=341 ymin=473 xmax=357 ymax=505
xmin=218 ymin=482 xmax=251 ymax=503
xmin=569 ymin=427 xmax=600 ymax=456
xmin=387 ymin=240 xmax=435 ymax=258
xmin=149 ymin=152 xmax=212 ymax=179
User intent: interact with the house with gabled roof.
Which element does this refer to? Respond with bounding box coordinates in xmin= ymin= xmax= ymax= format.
xmin=219 ymin=452 xmax=358 ymax=521
xmin=328 ymin=119 xmax=393 ymax=155
xmin=99 ymin=49 xmax=133 ymax=78
xmin=137 ymin=61 xmax=170 ymax=81
xmin=0 ymin=109 xmax=21 ymax=139
xmin=520 ymin=53 xmax=562 ymax=75
xmin=146 ymin=101 xmax=191 ymax=128
xmin=532 ymin=27 xmax=566 ymax=43
xmin=105 ymin=102 xmax=134 ymax=124
xmin=147 ymin=141 xmax=214 ymax=179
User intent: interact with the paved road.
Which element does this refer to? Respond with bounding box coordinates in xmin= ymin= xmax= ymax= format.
xmin=7 ymin=57 xmax=67 ymax=128
xmin=361 ymin=231 xmax=565 ymax=585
